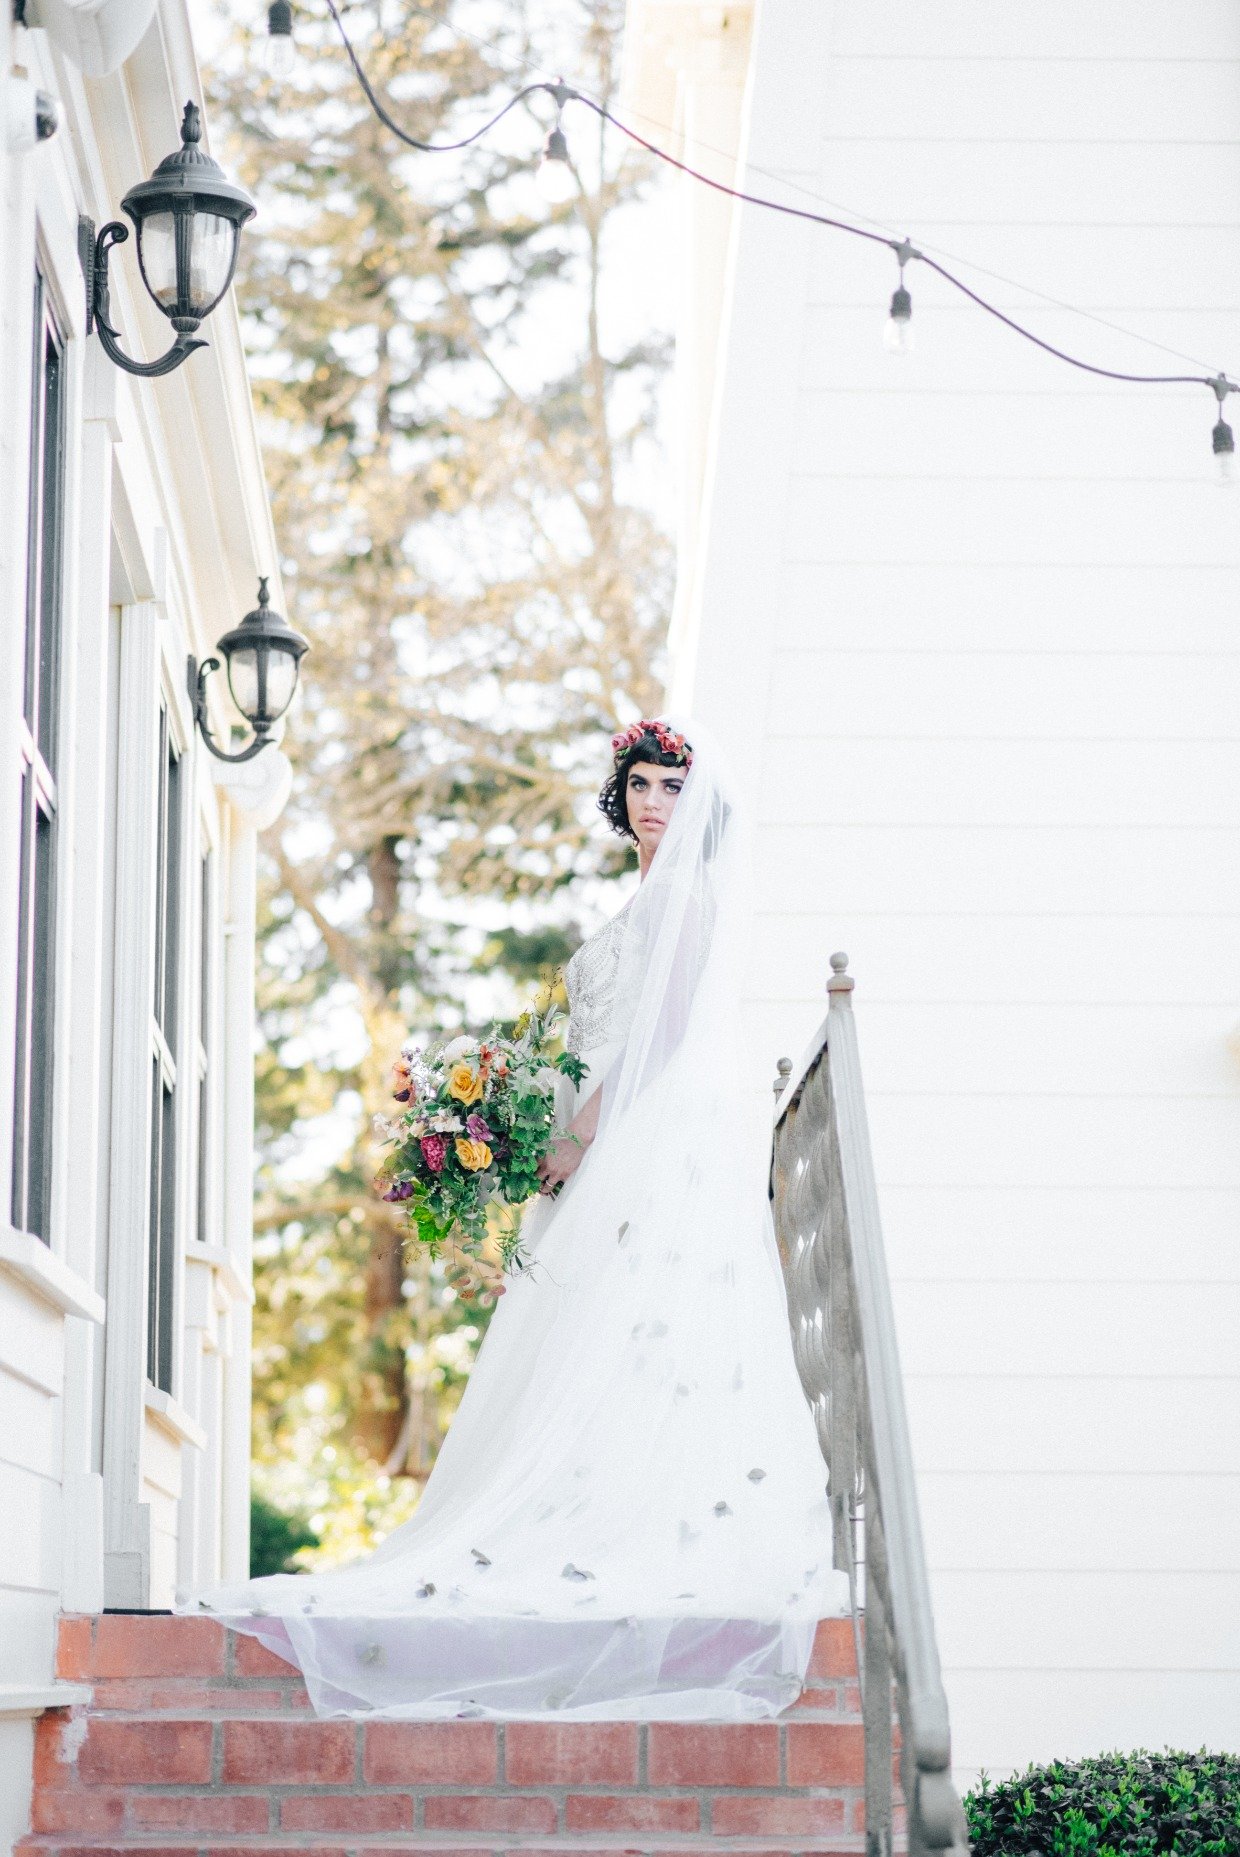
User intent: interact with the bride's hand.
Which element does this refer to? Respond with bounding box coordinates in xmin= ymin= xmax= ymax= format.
xmin=537 ymin=1134 xmax=586 ymax=1195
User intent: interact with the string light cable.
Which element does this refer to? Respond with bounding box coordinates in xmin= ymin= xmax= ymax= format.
xmin=315 ymin=0 xmax=1239 ymax=479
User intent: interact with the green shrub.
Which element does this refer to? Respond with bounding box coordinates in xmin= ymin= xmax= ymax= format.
xmin=964 ymin=1751 xmax=1240 ymax=1855
xmin=249 ymin=1491 xmax=319 ymax=1578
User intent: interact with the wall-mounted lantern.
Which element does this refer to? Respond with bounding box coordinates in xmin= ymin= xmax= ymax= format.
xmin=79 ymin=101 xmax=255 ymax=379
xmin=189 ymin=579 xmax=310 ymax=763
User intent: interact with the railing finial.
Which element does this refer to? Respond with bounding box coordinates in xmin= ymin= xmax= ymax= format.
xmin=773 ymin=1055 xmax=793 ymax=1101
xmin=827 ymin=951 xmax=854 ymax=1005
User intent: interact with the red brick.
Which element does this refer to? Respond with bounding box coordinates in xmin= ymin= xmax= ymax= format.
xmin=566 ymin=1793 xmax=701 ymax=1833
xmin=809 ymin=1617 xmax=857 ymax=1680
xmin=78 ymin=1718 xmax=214 ymax=1786
xmin=787 ymin=1720 xmax=866 ymax=1786
xmin=31 ymin=1787 xmax=124 ymax=1833
xmin=195 ymin=1849 xmax=348 ymax=1857
xmin=712 ymin=1793 xmax=849 ymax=1836
xmin=791 ymin=1682 xmax=841 ymax=1712
xmin=647 ymin=1722 xmax=780 ymax=1787
xmin=31 ymin=1715 xmax=79 ymax=1790
xmin=281 ymin=1791 xmax=414 ymax=1832
xmin=231 ymin=1631 xmax=300 ymax=1679
xmin=54 ymin=1618 xmax=93 ymax=1682
xmin=221 ymin=1718 xmax=354 ymax=1785
xmin=506 ymin=1721 xmax=638 ymax=1786
xmin=90 ymin=1614 xmax=226 ymax=1679
xmin=23 ymin=1846 xmax=204 ymax=1857
xmin=423 ymin=1792 xmax=557 ymax=1833
xmin=129 ymin=1794 xmax=270 ymax=1833
xmin=363 ymin=1720 xmax=497 ymax=1785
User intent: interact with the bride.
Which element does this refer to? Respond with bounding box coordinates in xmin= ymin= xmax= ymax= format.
xmin=178 ymin=716 xmax=845 ymax=1719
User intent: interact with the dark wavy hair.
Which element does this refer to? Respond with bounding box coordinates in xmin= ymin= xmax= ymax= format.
xmin=597 ymin=725 xmax=692 ymax=841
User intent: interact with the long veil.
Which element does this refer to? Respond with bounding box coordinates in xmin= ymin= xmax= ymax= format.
xmin=178 ymin=716 xmax=844 ymax=1719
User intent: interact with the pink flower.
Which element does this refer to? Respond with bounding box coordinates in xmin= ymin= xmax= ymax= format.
xmin=420 ymin=1134 xmax=448 ymax=1173
xmin=465 ymin=1113 xmax=493 ymax=1143
xmin=610 ymin=718 xmax=692 ymax=769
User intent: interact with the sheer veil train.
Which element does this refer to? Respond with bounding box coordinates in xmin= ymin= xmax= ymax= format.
xmin=177 ymin=716 xmax=846 ymax=1719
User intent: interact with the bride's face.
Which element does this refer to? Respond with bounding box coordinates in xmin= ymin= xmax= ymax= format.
xmin=626 ymin=760 xmax=686 ymax=860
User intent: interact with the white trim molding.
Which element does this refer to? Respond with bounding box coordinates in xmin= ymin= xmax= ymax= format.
xmin=144 ymin=1381 xmax=207 ymax=1452
xmin=0 ymin=1685 xmax=93 ymax=1719
xmin=0 ymin=1224 xmax=105 ymax=1323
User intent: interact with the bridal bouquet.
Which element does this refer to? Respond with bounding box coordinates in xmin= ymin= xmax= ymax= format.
xmin=373 ymin=998 xmax=587 ymax=1274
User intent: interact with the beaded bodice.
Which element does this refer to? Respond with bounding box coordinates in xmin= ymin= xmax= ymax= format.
xmin=563 ymin=896 xmax=634 ymax=1056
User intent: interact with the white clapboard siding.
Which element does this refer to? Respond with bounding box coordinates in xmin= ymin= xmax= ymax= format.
xmin=673 ymin=0 xmax=1240 ymax=1778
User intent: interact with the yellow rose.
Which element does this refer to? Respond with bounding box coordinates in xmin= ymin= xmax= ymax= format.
xmin=454 ymin=1137 xmax=493 ymax=1171
xmin=447 ymin=1063 xmax=485 ymax=1105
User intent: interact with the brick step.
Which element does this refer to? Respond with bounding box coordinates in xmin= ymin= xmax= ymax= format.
xmin=29 ymin=1616 xmax=866 ymax=1857
xmin=21 ymin=1834 xmax=872 ymax=1849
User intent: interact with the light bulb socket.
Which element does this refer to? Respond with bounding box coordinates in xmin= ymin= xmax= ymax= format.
xmin=267 ymin=0 xmax=293 ymax=38
xmin=1212 ymin=417 xmax=1235 ymax=458
xmin=543 ymin=124 xmax=570 ymax=165
xmin=889 ymin=283 xmax=912 ymax=324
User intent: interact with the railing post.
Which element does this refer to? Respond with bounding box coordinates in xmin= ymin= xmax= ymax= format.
xmin=827 ymin=948 xmax=855 ymax=1006
xmin=864 ymin=1498 xmax=895 ymax=1857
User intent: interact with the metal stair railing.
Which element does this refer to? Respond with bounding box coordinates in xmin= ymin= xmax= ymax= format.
xmin=772 ymin=953 xmax=970 ymax=1857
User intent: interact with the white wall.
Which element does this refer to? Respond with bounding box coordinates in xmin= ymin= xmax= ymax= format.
xmin=0 ymin=6 xmax=283 ymax=1845
xmin=671 ymin=0 xmax=1240 ymax=1783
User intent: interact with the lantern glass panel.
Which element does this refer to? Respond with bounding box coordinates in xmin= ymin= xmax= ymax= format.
xmin=139 ymin=212 xmax=180 ymax=308
xmin=262 ymin=647 xmax=299 ymax=721
xmin=188 ymin=212 xmax=236 ymax=314
xmin=225 ymin=644 xmax=261 ymax=722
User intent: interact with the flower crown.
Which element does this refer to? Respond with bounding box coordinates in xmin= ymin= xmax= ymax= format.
xmin=611 ymin=718 xmax=693 ymax=768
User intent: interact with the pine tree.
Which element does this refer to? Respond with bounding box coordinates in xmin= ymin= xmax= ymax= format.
xmin=209 ymin=0 xmax=670 ymax=1549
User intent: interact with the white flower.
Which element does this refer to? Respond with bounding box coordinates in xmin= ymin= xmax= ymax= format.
xmin=530 ymin=1066 xmax=559 ymax=1095
xmin=372 ymin=1112 xmax=401 ymax=1140
xmin=443 ymin=1035 xmax=477 ymax=1062
xmin=428 ymin=1110 xmax=464 ymax=1134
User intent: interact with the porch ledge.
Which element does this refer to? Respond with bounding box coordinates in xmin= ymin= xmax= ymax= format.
xmin=0 ymin=1226 xmax=105 ymax=1324
xmin=0 ymin=1683 xmax=92 ymax=1717
xmin=144 ymin=1383 xmax=208 ymax=1451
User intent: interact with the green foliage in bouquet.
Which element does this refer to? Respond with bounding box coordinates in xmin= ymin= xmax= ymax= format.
xmin=374 ymin=1002 xmax=587 ymax=1272
xmin=964 ymin=1750 xmax=1240 ymax=1856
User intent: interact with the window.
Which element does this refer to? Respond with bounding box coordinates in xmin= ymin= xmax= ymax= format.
xmin=147 ymin=701 xmax=182 ymax=1391
xmin=12 ymin=271 xmax=66 ymax=1243
xmin=196 ymin=845 xmax=212 ymax=1247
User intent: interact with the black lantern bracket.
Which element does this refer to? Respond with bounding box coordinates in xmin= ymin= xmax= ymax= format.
xmin=80 ymin=217 xmax=206 ymax=379
xmin=189 ymin=577 xmax=310 ymax=764
xmin=78 ymin=101 xmax=256 ymax=380
xmin=188 ymin=651 xmax=272 ymax=762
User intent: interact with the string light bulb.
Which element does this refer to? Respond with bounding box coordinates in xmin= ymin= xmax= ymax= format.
xmin=883 ymin=238 xmax=919 ymax=356
xmin=260 ymin=0 xmax=295 ymax=80
xmin=884 ymin=283 xmax=913 ymax=355
xmin=1213 ymin=417 xmax=1235 ymax=486
xmin=536 ymin=120 xmax=575 ymax=204
xmin=1208 ymin=376 xmax=1236 ymax=486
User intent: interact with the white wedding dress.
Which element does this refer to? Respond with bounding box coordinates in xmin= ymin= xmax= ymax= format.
xmin=178 ymin=720 xmax=846 ymax=1718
